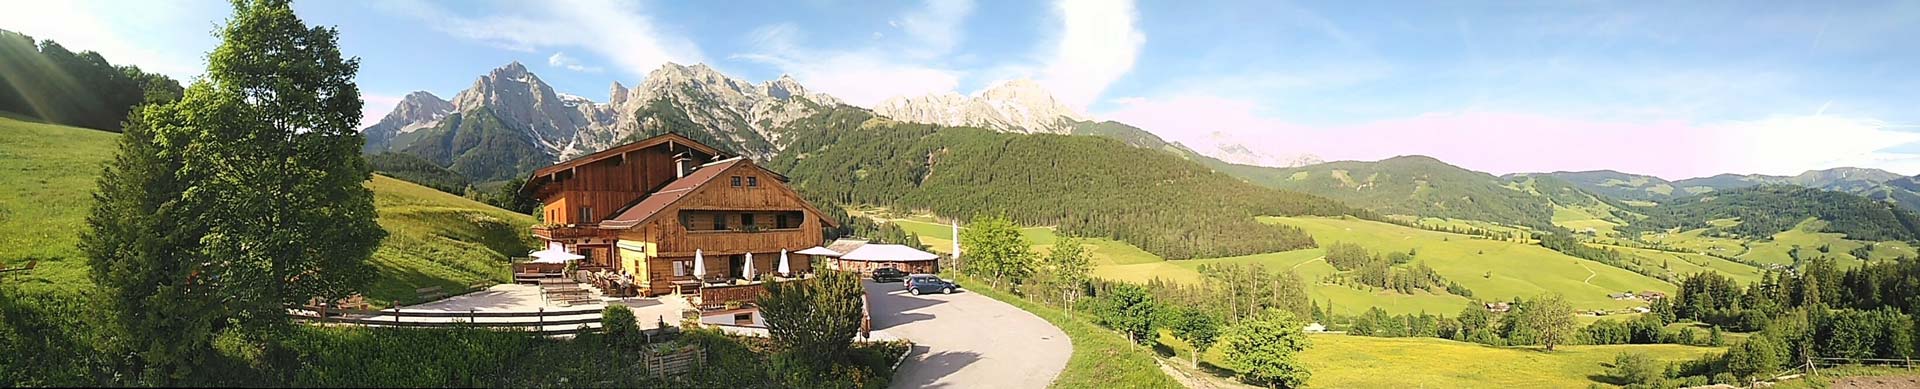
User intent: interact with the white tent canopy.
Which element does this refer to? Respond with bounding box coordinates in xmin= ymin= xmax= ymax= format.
xmin=528 ymin=248 xmax=585 ymax=264
xmin=795 ymin=246 xmax=842 ymax=257
xmin=839 ymin=244 xmax=940 ymax=262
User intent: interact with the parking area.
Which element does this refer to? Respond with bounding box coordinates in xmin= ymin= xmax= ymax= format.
xmin=864 ymin=279 xmax=1070 ymax=388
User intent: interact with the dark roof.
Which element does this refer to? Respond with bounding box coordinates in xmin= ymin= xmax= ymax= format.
xmin=599 ymin=158 xmax=746 ymax=228
xmin=519 ymin=132 xmax=725 ymax=195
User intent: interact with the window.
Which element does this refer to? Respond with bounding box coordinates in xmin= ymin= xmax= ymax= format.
xmin=579 ymin=206 xmax=593 ymax=223
xmin=714 ymin=214 xmax=728 ymax=230
xmin=746 ymin=176 xmax=758 ymax=187
xmin=730 ymin=176 xmax=742 ymax=187
xmin=776 ymin=214 xmax=790 ymax=229
xmin=673 ymin=260 xmax=690 ymax=277
xmin=741 ymin=213 xmax=756 ymax=227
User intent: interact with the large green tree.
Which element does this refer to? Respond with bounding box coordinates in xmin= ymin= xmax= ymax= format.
xmin=959 ymin=215 xmax=1034 ymax=289
xmin=83 ymin=0 xmax=382 ymax=382
xmin=1043 ymin=237 xmax=1092 ymax=313
xmin=1218 ymin=317 xmax=1312 ymax=388
xmin=1517 ymin=294 xmax=1577 ymax=351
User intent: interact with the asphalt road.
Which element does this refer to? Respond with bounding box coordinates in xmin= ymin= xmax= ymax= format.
xmin=865 ymin=279 xmax=1071 ymax=389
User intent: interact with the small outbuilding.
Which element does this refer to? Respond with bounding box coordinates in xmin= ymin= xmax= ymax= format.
xmin=825 ymin=238 xmax=941 ymax=275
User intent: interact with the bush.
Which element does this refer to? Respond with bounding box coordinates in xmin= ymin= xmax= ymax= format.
xmin=602 ymin=305 xmax=640 ymax=346
xmin=1608 ymin=352 xmax=1661 ymax=387
xmin=1218 ymin=318 xmax=1311 ymax=388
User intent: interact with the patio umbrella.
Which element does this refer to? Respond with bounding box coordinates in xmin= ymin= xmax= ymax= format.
xmin=778 ymin=249 xmax=791 ymax=276
xmin=692 ymin=249 xmax=705 ymax=279
xmin=744 ymin=252 xmax=756 ymax=280
xmin=528 ymin=248 xmax=585 ymax=264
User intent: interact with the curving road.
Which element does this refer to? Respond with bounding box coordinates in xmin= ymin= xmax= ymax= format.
xmin=865 ymin=280 xmax=1071 ymax=389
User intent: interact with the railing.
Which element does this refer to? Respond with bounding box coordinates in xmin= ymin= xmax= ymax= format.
xmin=531 ymin=224 xmax=615 ymax=240
xmin=696 ymin=283 xmax=768 ymax=310
xmin=289 ymin=306 xmax=640 ymax=337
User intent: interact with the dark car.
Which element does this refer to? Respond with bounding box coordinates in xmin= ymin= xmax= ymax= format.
xmin=871 ymin=267 xmax=906 ymax=283
xmin=905 ymin=275 xmax=959 ymax=295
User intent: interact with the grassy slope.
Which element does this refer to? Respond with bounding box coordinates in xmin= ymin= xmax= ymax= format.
xmin=0 ymin=116 xmax=533 ymax=305
xmin=0 ymin=115 xmax=119 ymax=295
xmin=1262 ymin=216 xmax=1675 ymax=311
xmin=1158 ymin=333 xmax=1723 ymax=388
xmin=890 ymin=215 xmax=1469 ymax=316
xmin=1643 ymin=218 xmax=1917 ymax=269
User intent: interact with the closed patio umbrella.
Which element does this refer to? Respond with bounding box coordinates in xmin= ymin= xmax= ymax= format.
xmin=744 ymin=252 xmax=756 ymax=280
xmin=693 ymin=249 xmax=705 ymax=280
xmin=778 ymin=249 xmax=791 ymax=276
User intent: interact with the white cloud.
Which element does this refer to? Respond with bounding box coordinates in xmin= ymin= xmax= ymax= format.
xmin=546 ymin=52 xmax=603 ymax=73
xmin=380 ymin=0 xmax=701 ymax=78
xmin=1037 ymin=0 xmax=1144 ymax=111
xmin=734 ymin=1 xmax=975 ymax=107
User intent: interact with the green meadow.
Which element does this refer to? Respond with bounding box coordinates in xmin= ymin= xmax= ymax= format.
xmin=0 ymin=116 xmax=535 ymax=305
xmin=1158 ymin=332 xmax=1725 ymax=388
xmin=1642 ymin=218 xmax=1917 ymax=269
xmin=1261 ymin=216 xmax=1674 ymax=312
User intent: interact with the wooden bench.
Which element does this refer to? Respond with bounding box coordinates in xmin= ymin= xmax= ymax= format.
xmin=0 ymin=259 xmax=36 ymax=281
xmin=416 ymin=286 xmax=448 ymax=302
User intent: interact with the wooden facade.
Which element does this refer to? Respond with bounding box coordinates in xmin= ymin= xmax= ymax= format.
xmin=523 ymin=133 xmax=836 ymax=297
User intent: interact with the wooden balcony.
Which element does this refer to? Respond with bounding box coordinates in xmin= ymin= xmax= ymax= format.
xmin=532 ymin=224 xmax=616 ymax=241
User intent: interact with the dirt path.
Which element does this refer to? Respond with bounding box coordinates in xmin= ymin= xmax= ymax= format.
xmin=1290 ymin=256 xmax=1326 ymax=271
xmin=1579 ymin=262 xmax=1598 ymax=285
xmin=1833 ymin=375 xmax=1920 ymax=389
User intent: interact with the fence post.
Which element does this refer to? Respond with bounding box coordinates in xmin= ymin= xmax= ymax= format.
xmin=538 ymin=307 xmax=545 ymax=333
xmin=470 ymin=309 xmax=477 ymax=324
xmin=395 ymin=304 xmax=403 ymax=324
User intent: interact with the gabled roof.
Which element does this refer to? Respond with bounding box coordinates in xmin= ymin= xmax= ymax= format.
xmin=597 ymin=158 xmax=840 ymax=229
xmin=532 ymin=132 xmax=723 ymax=178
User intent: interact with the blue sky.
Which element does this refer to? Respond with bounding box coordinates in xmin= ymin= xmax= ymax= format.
xmin=4 ymin=0 xmax=1918 ymax=179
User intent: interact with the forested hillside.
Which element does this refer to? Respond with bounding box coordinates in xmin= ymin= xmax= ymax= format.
xmin=1628 ymin=185 xmax=1920 ymax=242
xmin=365 ymin=152 xmax=472 ymax=195
xmin=0 ymin=29 xmax=181 ymax=131
xmin=765 ymin=108 xmax=1362 ymax=260
xmin=1234 ymin=155 xmax=1558 ymax=228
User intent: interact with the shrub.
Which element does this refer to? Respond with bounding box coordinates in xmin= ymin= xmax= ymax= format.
xmin=602 ymin=305 xmax=639 ymax=346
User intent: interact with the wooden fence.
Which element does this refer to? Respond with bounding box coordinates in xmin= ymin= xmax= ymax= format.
xmin=289 ymin=306 xmax=618 ymax=336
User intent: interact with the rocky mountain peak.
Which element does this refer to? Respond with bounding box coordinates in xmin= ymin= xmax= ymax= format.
xmin=609 ymin=81 xmax=629 ymax=106
xmin=873 ymin=78 xmax=1084 ymax=134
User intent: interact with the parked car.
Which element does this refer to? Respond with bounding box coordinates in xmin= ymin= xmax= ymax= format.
xmin=871 ymin=267 xmax=906 ymax=283
xmin=906 ymin=275 xmax=959 ymax=295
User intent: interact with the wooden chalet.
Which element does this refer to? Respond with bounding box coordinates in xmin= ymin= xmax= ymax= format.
xmin=520 ymin=133 xmax=839 ymax=299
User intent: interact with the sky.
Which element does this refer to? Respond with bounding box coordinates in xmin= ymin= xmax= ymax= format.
xmin=3 ymin=0 xmax=1918 ymax=180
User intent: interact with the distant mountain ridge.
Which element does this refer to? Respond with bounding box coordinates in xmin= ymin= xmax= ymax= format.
xmin=361 ymin=61 xmax=842 ymax=181
xmin=1528 ymin=167 xmax=1920 ymax=211
xmin=873 ymin=79 xmax=1085 ymax=134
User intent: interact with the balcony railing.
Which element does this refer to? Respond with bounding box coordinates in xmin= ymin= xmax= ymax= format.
xmin=531 ymin=224 xmax=615 ymax=240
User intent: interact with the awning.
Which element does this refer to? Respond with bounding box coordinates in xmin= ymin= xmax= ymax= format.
xmin=528 ymin=248 xmax=586 ymax=264
xmin=794 ymin=246 xmax=843 ymax=257
xmin=839 ymin=244 xmax=939 ymax=262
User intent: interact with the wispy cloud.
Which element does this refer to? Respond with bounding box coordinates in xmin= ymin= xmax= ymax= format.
xmin=546 ymin=52 xmax=603 ymax=73
xmin=734 ymin=0 xmax=976 ymax=107
xmin=1037 ymin=0 xmax=1144 ymax=111
xmin=378 ymin=0 xmax=701 ymax=78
